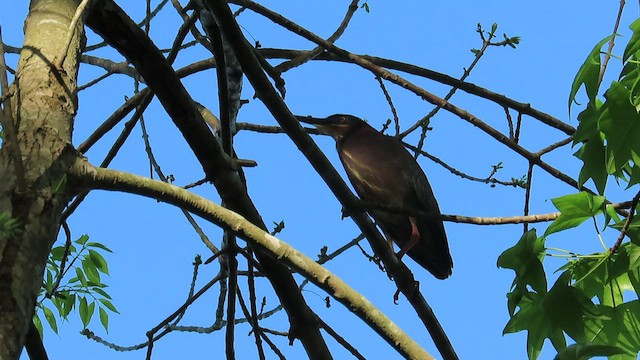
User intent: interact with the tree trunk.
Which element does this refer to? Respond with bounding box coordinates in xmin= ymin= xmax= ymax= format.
xmin=0 ymin=0 xmax=82 ymax=358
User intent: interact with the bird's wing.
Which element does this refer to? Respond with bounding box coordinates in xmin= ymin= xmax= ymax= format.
xmin=403 ymin=169 xmax=440 ymax=216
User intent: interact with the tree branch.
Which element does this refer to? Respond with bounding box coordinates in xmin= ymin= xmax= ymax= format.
xmin=69 ymin=158 xmax=435 ymax=360
xmin=84 ymin=1 xmax=330 ymax=357
xmin=206 ymin=1 xmax=457 ymax=359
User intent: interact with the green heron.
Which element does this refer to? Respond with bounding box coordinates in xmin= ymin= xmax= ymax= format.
xmin=300 ymin=114 xmax=453 ymax=279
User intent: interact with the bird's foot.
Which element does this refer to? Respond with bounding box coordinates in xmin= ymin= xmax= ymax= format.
xmin=393 ymin=280 xmax=420 ymax=304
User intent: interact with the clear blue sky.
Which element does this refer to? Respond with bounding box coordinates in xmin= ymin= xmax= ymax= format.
xmin=2 ymin=1 xmax=634 ymax=359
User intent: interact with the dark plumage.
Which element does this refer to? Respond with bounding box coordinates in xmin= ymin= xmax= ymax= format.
xmin=301 ymin=114 xmax=453 ymax=279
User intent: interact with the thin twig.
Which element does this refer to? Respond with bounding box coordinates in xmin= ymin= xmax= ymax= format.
xmin=274 ymin=0 xmax=360 ymax=73
xmin=317 ymin=317 xmax=366 ymax=360
xmin=235 ymin=283 xmax=266 ymax=360
xmin=375 ymin=76 xmax=400 ymax=135
xmin=599 ymin=0 xmax=626 ymax=86
xmin=610 ymin=189 xmax=640 ymax=253
xmin=55 ymin=0 xmax=92 ymax=70
xmin=46 ymin=222 xmax=73 ymax=297
xmin=355 ymin=199 xmax=634 ymax=225
xmin=523 ymin=163 xmax=534 ymax=233
xmin=401 ymin=22 xmax=502 ymax=141
xmin=535 ymin=136 xmax=573 ymax=157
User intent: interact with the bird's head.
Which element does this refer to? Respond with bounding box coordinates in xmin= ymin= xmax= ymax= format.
xmin=297 ymin=114 xmax=367 ymax=141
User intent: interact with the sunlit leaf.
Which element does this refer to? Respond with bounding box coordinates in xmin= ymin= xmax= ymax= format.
xmin=623 ymin=18 xmax=640 ymax=62
xmin=569 ymin=35 xmax=614 ymax=114
xmin=33 ymin=313 xmax=43 ymax=339
xmin=99 ymin=307 xmax=109 ymax=332
xmin=545 ymin=193 xmax=606 ymax=236
xmin=99 ymin=298 xmax=119 ymax=314
xmin=43 ymin=307 xmax=58 ymax=334
xmin=87 ymin=242 xmax=113 ymax=253
xmin=584 ymin=301 xmax=640 ymax=358
xmin=75 ymin=267 xmax=87 ymax=287
xmin=61 ymin=291 xmax=75 ymax=318
xmin=79 ymin=297 xmax=89 ymax=328
xmin=92 ymin=287 xmax=112 ymax=300
xmin=75 ymin=234 xmax=89 ymax=245
xmin=82 ymin=258 xmax=101 ymax=284
xmin=89 ymin=250 xmax=109 ymax=275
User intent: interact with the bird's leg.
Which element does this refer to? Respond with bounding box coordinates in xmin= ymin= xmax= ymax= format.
xmin=396 ymin=217 xmax=419 ymax=259
xmin=381 ymin=230 xmax=395 ymax=252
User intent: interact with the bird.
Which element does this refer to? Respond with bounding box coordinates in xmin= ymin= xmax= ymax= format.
xmin=299 ymin=114 xmax=453 ymax=279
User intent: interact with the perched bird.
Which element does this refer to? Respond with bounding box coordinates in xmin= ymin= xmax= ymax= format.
xmin=300 ymin=114 xmax=453 ymax=279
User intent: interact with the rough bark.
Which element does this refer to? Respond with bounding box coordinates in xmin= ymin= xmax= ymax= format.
xmin=0 ymin=0 xmax=82 ymax=358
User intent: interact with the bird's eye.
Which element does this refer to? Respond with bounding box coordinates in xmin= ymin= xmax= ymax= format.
xmin=340 ymin=116 xmax=347 ymax=123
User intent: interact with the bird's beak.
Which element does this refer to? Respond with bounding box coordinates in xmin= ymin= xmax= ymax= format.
xmin=296 ymin=115 xmax=331 ymax=135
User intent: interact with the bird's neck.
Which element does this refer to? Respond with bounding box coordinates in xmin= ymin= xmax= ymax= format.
xmin=336 ymin=121 xmax=367 ymax=145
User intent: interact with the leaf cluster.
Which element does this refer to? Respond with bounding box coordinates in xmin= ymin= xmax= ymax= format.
xmin=572 ymin=19 xmax=640 ymax=194
xmin=34 ymin=234 xmax=118 ymax=337
xmin=499 ymin=230 xmax=640 ymax=360
xmin=500 ymin=19 xmax=640 ymax=359
xmin=0 ymin=210 xmax=20 ymax=236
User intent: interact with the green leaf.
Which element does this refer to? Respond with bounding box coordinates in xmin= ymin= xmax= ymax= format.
xmin=43 ymin=270 xmax=53 ymax=293
xmin=623 ymin=18 xmax=640 ymax=62
xmin=497 ymin=230 xmax=547 ymax=293
xmin=627 ymin=165 xmax=640 ymax=188
xmin=569 ymin=35 xmax=614 ymax=114
xmin=75 ymin=267 xmax=88 ymax=287
xmin=628 ymin=243 xmax=640 ymax=270
xmin=554 ymin=343 xmax=625 ymax=360
xmin=573 ymin=101 xmax=602 ymax=144
xmin=575 ymin=139 xmax=607 ymax=195
xmin=584 ymin=301 xmax=640 ymax=358
xmin=87 ymin=242 xmax=113 ymax=253
xmin=82 ymin=258 xmax=101 ymax=284
xmin=89 ymin=250 xmax=109 ymax=274
xmin=504 ymin=291 xmax=565 ymax=360
xmin=0 ymin=210 xmax=20 ymax=236
xmin=79 ymin=297 xmax=89 ymax=328
xmin=50 ymin=246 xmax=67 ymax=262
xmin=573 ymin=103 xmax=608 ymax=194
xmin=599 ymin=81 xmax=640 ymax=174
xmin=87 ymin=301 xmax=95 ymax=326
xmin=99 ymin=307 xmax=109 ymax=332
xmin=629 ymin=265 xmax=640 ymax=298
xmin=32 ymin=313 xmax=43 ymax=339
xmin=544 ymin=272 xmax=599 ymax=342
xmin=92 ymin=287 xmax=112 ymax=299
xmin=567 ymin=248 xmax=633 ymax=306
xmin=545 ymin=192 xmax=606 ymax=236
xmin=99 ymin=298 xmax=119 ymax=314
xmin=43 ymin=307 xmax=58 ymax=334
xmin=75 ymin=234 xmax=89 ymax=246
xmin=61 ymin=292 xmax=75 ymax=318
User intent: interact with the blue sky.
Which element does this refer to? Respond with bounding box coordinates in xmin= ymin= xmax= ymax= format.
xmin=2 ymin=1 xmax=635 ymax=359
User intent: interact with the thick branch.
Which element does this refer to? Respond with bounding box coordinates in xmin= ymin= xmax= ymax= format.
xmin=233 ymin=1 xmax=585 ymax=195
xmin=206 ymin=1 xmax=458 ymax=359
xmin=69 ymin=158 xmax=434 ymax=360
xmin=84 ymin=1 xmax=330 ymax=357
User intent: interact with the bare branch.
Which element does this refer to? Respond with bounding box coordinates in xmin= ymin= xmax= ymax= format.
xmin=69 ymin=157 xmax=435 ymax=360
